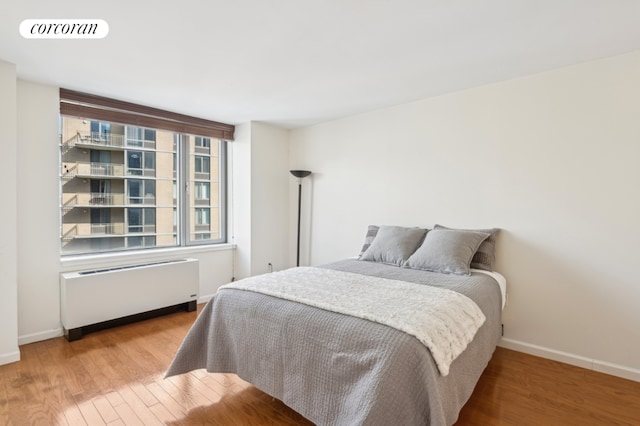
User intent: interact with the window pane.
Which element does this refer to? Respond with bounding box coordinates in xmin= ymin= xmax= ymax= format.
xmin=144 ymin=208 xmax=156 ymax=224
xmin=126 ymin=126 xmax=143 ymax=147
xmin=188 ymin=136 xmax=224 ymax=244
xmin=144 ymin=152 xmax=155 ymax=170
xmin=127 ymin=151 xmax=142 ymax=173
xmin=145 ymin=180 xmax=155 ymax=197
xmin=128 ymin=179 xmax=142 ymax=204
xmin=128 ymin=208 xmax=142 ymax=228
xmin=128 ymin=236 xmax=142 ymax=247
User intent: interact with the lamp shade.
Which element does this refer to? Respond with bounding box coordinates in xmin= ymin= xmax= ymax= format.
xmin=290 ymin=170 xmax=311 ymax=179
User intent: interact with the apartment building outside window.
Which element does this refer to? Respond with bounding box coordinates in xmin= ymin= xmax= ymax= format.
xmin=60 ymin=114 xmax=230 ymax=255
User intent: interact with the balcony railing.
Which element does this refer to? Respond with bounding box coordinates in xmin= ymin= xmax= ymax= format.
xmin=89 ymin=192 xmax=126 ymax=205
xmin=63 ymin=193 xmax=163 ymax=209
xmin=91 ymin=223 xmax=125 ymax=235
xmin=125 ymin=138 xmax=156 ymax=149
xmin=90 ymin=162 xmax=125 ymax=177
xmin=68 ymin=132 xmax=157 ymax=150
xmin=62 ymin=162 xmax=126 ymax=179
xmin=127 ymin=168 xmax=156 ymax=178
xmin=65 ymin=223 xmax=163 ymax=239
xmin=127 ymin=196 xmax=157 ymax=205
xmin=63 ymin=192 xmax=126 ymax=206
xmin=76 ymin=132 xmax=125 ymax=149
xmin=127 ymin=225 xmax=157 ymax=233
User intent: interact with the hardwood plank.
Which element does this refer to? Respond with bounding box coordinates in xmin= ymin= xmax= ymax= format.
xmin=92 ymin=396 xmax=120 ymax=423
xmin=144 ymin=381 xmax=188 ymax=419
xmin=1 ymin=306 xmax=639 ymax=425
xmin=147 ymin=401 xmax=177 ymax=423
xmin=112 ymin=401 xmax=144 ymax=426
xmin=115 ymin=385 xmax=163 ymax=426
xmin=60 ymin=403 xmax=87 ymax=426
xmin=128 ymin=382 xmax=159 ymax=408
xmin=76 ymin=398 xmax=106 ymax=426
xmin=0 ymin=364 xmax=7 ymax=422
xmin=455 ymin=347 xmax=640 ymax=425
xmin=170 ymin=373 xmax=223 ymax=404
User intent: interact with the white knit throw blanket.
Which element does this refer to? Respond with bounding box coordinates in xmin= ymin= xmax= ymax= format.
xmin=220 ymin=267 xmax=485 ymax=376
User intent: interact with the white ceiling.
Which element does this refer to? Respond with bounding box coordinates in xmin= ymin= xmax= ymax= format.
xmin=2 ymin=1 xmax=640 ymax=129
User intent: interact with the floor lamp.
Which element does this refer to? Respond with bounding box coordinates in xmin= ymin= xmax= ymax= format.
xmin=290 ymin=170 xmax=312 ymax=267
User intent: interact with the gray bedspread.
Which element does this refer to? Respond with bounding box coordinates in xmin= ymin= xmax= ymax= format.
xmin=165 ymin=259 xmax=503 ymax=426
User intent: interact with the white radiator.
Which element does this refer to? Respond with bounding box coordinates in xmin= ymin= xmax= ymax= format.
xmin=60 ymin=258 xmax=199 ymax=340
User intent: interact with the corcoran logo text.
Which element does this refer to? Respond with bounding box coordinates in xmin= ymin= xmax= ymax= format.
xmin=20 ymin=19 xmax=109 ymax=39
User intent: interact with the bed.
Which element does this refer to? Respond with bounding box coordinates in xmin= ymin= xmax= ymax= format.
xmin=166 ymin=225 xmax=506 ymax=425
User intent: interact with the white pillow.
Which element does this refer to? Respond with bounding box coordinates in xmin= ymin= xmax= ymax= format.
xmin=360 ymin=225 xmax=427 ymax=267
xmin=404 ymin=228 xmax=490 ymax=275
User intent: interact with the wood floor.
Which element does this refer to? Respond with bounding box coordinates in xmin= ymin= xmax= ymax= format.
xmin=1 ymin=308 xmax=639 ymax=425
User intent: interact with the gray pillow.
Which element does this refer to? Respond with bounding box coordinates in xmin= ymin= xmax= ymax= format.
xmin=359 ymin=225 xmax=427 ymax=266
xmin=358 ymin=225 xmax=380 ymax=257
xmin=403 ymin=228 xmax=490 ymax=275
xmin=434 ymin=224 xmax=499 ymax=271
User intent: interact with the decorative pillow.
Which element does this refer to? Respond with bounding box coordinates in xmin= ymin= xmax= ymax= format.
xmin=403 ymin=228 xmax=490 ymax=275
xmin=359 ymin=225 xmax=428 ymax=266
xmin=434 ymin=224 xmax=499 ymax=271
xmin=358 ymin=225 xmax=380 ymax=257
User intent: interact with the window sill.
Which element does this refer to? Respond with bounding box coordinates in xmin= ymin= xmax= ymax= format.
xmin=60 ymin=243 xmax=235 ymax=272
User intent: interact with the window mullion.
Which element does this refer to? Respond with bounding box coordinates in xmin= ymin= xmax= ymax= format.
xmin=178 ymin=134 xmax=189 ymax=246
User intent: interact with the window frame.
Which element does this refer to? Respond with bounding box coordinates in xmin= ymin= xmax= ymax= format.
xmin=176 ymin=136 xmax=227 ymax=248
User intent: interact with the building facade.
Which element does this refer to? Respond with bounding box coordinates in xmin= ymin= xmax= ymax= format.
xmin=60 ymin=116 xmax=221 ymax=254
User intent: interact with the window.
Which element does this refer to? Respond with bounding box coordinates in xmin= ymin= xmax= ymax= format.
xmin=194 ymin=155 xmax=210 ymax=174
xmin=194 ymin=208 xmax=210 ymax=225
xmin=90 ymin=121 xmax=111 ymax=140
xmin=126 ymin=150 xmax=155 ymax=176
xmin=195 ymin=136 xmax=211 ymax=148
xmin=194 ymin=182 xmax=210 ymax=200
xmin=127 ymin=179 xmax=155 ymax=204
xmin=59 ymin=89 xmax=234 ymax=255
xmin=127 ymin=208 xmax=156 ymax=233
xmin=126 ymin=126 xmax=156 ymax=148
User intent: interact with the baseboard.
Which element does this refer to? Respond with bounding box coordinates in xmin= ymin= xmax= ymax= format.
xmin=499 ymin=338 xmax=640 ymax=383
xmin=198 ymin=294 xmax=215 ymax=305
xmin=18 ymin=328 xmax=64 ymax=346
xmin=0 ymin=350 xmax=21 ymax=366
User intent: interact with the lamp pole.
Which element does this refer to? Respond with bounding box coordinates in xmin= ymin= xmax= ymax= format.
xmin=290 ymin=170 xmax=311 ymax=267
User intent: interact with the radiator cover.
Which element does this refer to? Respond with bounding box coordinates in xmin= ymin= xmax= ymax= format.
xmin=60 ymin=258 xmax=199 ymax=340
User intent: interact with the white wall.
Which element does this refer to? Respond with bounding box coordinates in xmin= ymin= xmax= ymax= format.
xmin=289 ymin=51 xmax=640 ymax=381
xmin=230 ymin=121 xmax=291 ymax=279
xmin=0 ymin=60 xmax=20 ymax=365
xmin=17 ymin=80 xmax=61 ymax=343
xmin=250 ymin=122 xmax=290 ymax=274
xmin=230 ymin=122 xmax=252 ymax=280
